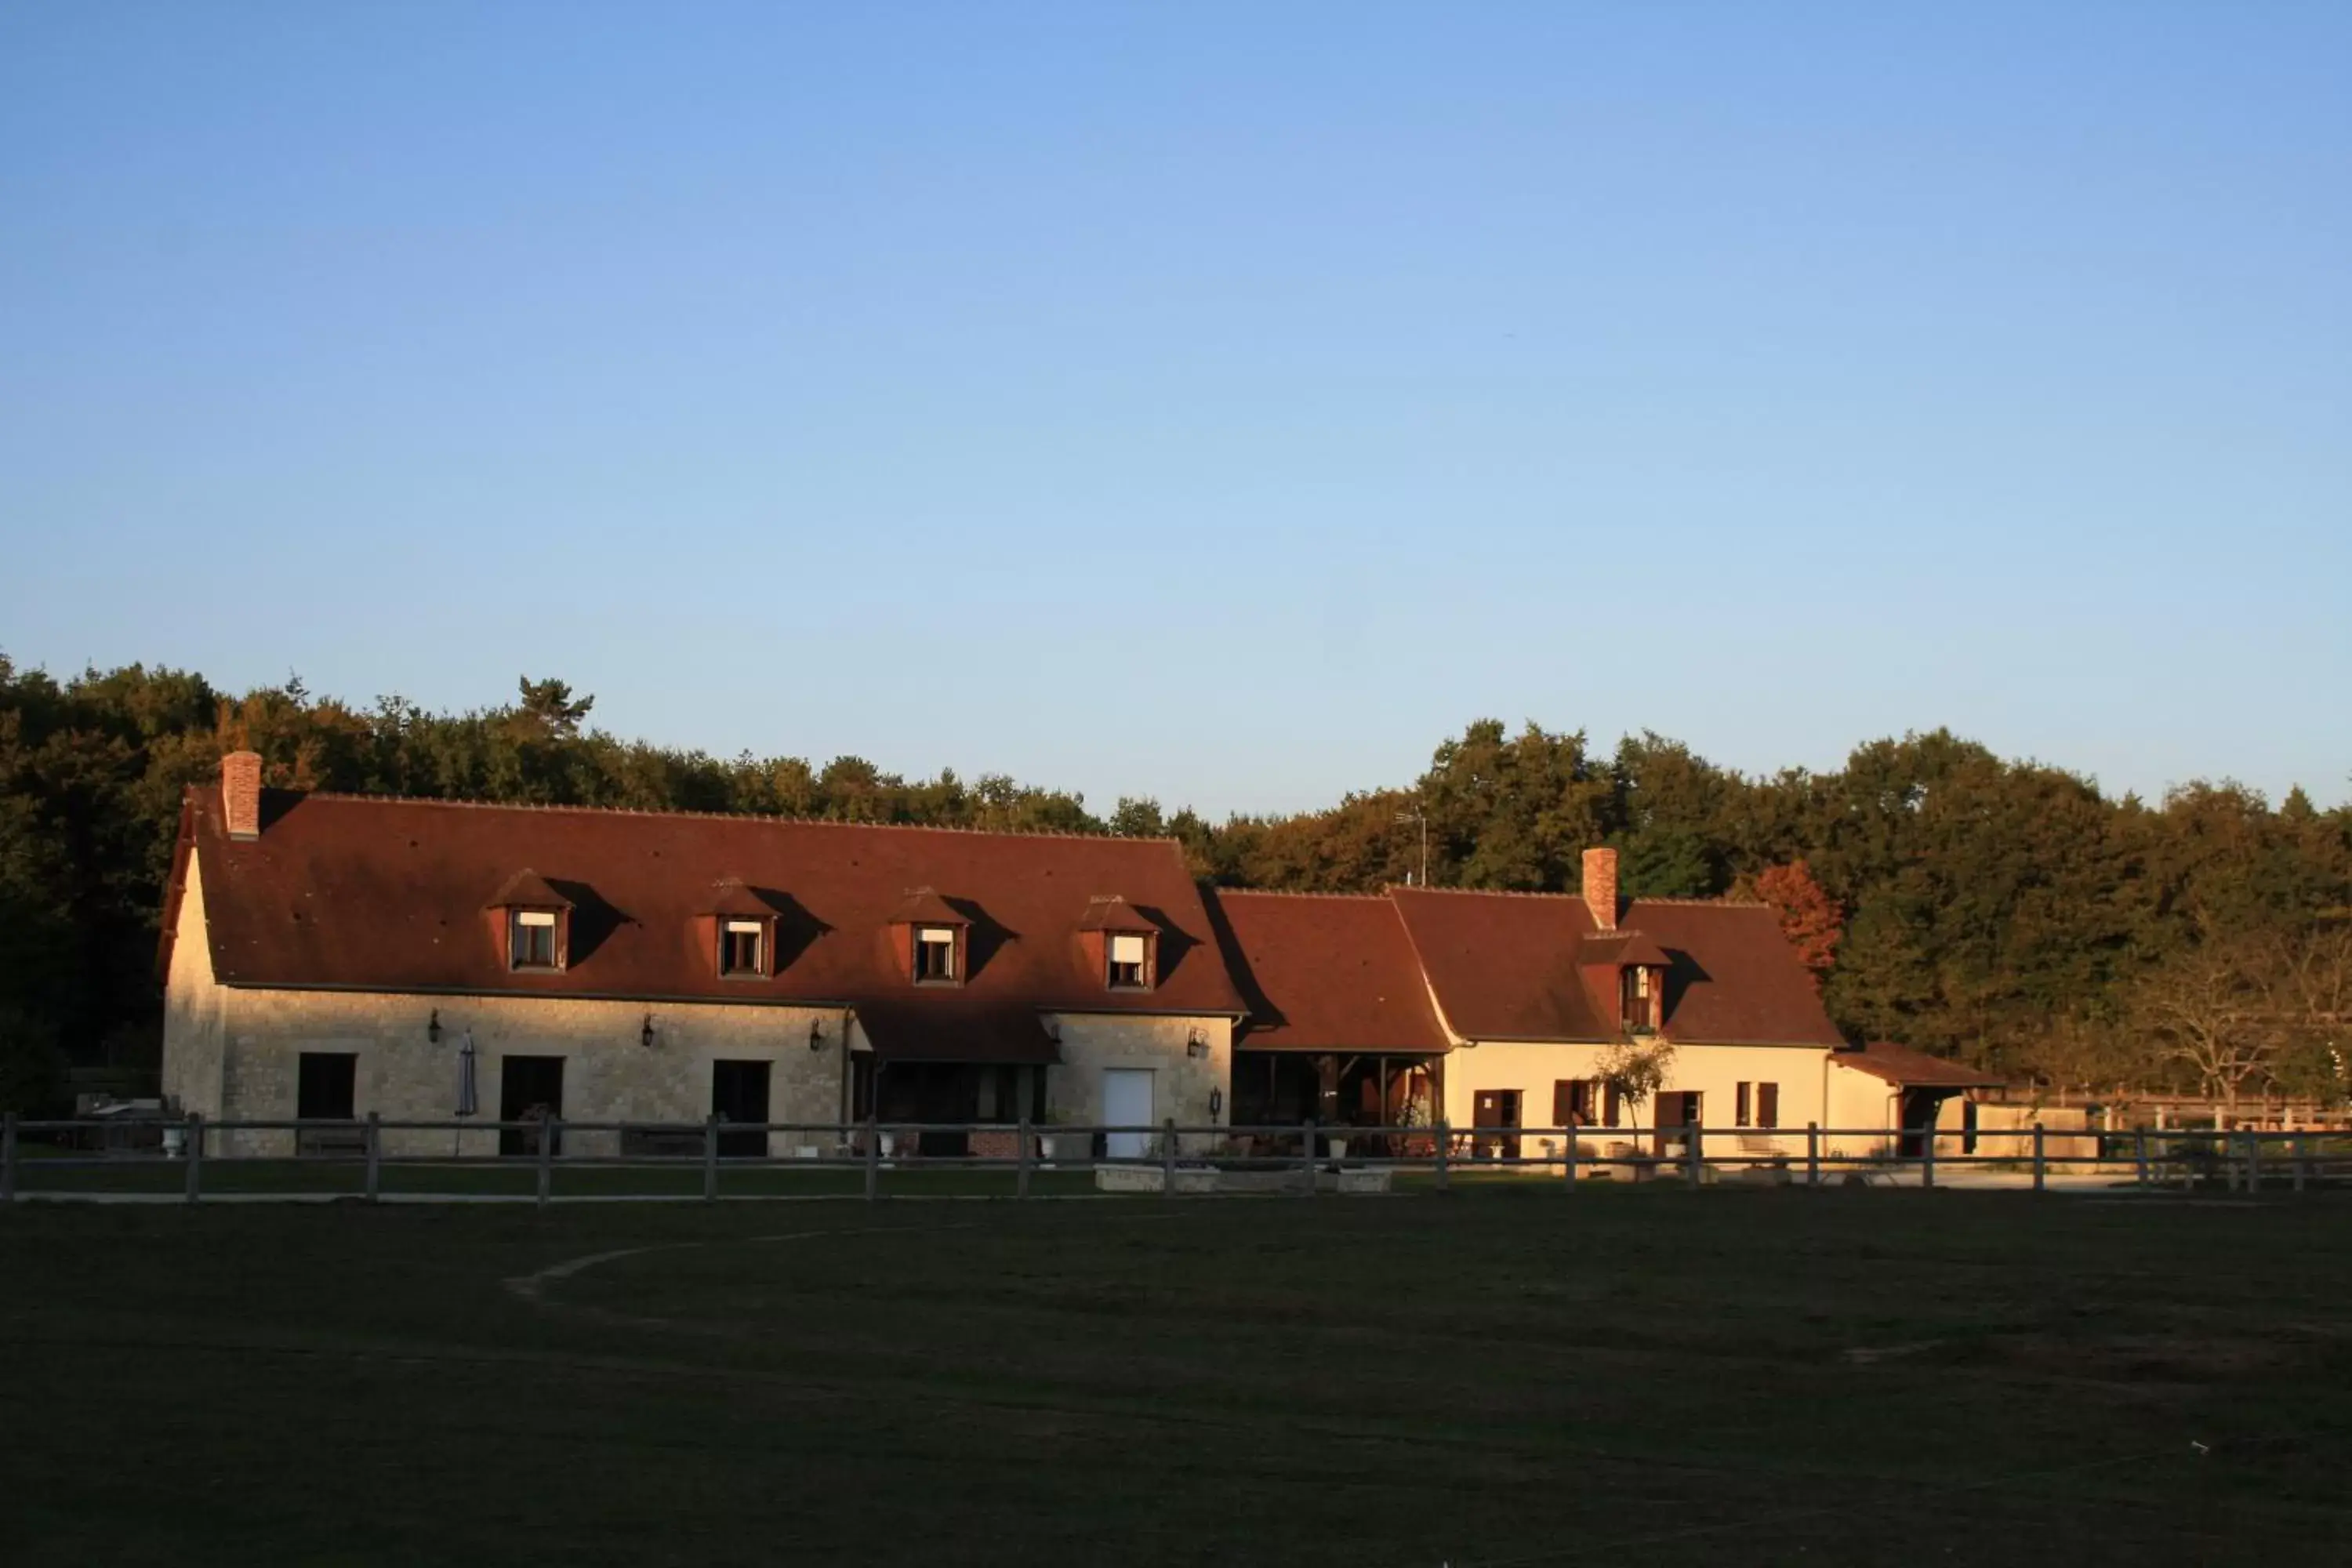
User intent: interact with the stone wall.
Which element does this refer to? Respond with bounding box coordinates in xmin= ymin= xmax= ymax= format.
xmin=203 ymin=987 xmax=851 ymax=1158
xmin=1043 ymin=1011 xmax=1234 ymax=1154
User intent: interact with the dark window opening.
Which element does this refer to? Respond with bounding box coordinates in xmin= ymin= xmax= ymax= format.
xmin=712 ymin=1059 xmax=771 ymax=1157
xmin=1736 ymin=1081 xmax=1751 ymax=1127
xmin=1757 ymin=1082 xmax=1780 ymax=1129
xmin=296 ymin=1052 xmax=356 ymax=1121
xmin=720 ymin=921 xmax=764 ymax=977
xmin=510 ymin=911 xmax=559 ymax=970
xmin=499 ymin=1054 xmax=565 ymax=1157
xmin=914 ymin=927 xmax=959 ymax=983
xmin=1107 ymin=932 xmax=1150 ymax=990
xmin=975 ymin=1064 xmax=1029 ymax=1122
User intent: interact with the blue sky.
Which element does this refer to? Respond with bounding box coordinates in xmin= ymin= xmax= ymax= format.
xmin=3 ymin=2 xmax=2346 ymax=815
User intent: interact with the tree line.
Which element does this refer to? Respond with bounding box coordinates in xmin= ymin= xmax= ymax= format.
xmin=2 ymin=656 xmax=2345 ymax=1112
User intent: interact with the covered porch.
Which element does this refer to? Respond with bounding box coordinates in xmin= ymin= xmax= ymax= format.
xmin=851 ymin=1004 xmax=1058 ymax=1157
xmin=1230 ymin=1049 xmax=1447 ymax=1155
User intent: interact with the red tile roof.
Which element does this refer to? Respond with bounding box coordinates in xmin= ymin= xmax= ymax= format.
xmin=700 ymin=879 xmax=778 ymax=919
xmin=485 ymin=869 xmax=569 ymax=909
xmin=1834 ymin=1041 xmax=2005 ymax=1088
xmin=1076 ymin=895 xmax=1160 ymax=935
xmin=1387 ymin=887 xmax=1843 ymax=1047
xmin=160 ymin=781 xmax=1852 ymax=1065
xmin=1580 ymin=929 xmax=1673 ymax=970
xmin=1208 ymin=891 xmax=1451 ymax=1054
xmin=883 ymin=887 xmax=967 ymax=927
xmin=165 ymin=789 xmax=1244 ymax=1049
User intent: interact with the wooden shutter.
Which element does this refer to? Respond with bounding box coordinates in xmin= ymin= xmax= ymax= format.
xmin=1735 ymin=1082 xmax=1751 ymax=1127
xmin=1603 ymin=1082 xmax=1622 ymax=1127
xmin=1759 ymin=1082 xmax=1780 ymax=1129
xmin=1553 ymin=1080 xmax=1576 ymax=1127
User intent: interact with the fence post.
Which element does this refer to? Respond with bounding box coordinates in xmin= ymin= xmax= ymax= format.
xmin=1 ymin=1111 xmax=16 ymax=1204
xmin=1016 ymin=1107 xmax=1033 ymax=1200
xmin=185 ymin=1112 xmax=205 ymax=1205
xmin=1160 ymin=1118 xmax=1178 ymax=1197
xmin=1686 ymin=1124 xmax=1703 ymax=1186
xmin=2294 ymin=1134 xmax=2307 ymax=1193
xmin=702 ymin=1115 xmax=720 ymax=1203
xmin=2244 ymin=1132 xmax=2261 ymax=1194
xmin=1434 ymin=1120 xmax=1450 ymax=1193
xmin=536 ymin=1117 xmax=556 ymax=1208
xmin=863 ymin=1116 xmax=880 ymax=1202
xmin=1806 ymin=1122 xmax=1820 ymax=1188
xmin=1922 ymin=1129 xmax=1936 ymax=1190
xmin=1563 ymin=1123 xmax=1578 ymax=1187
xmin=364 ymin=1112 xmax=382 ymax=1203
xmin=2134 ymin=1127 xmax=2148 ymax=1189
xmin=1299 ymin=1120 xmax=1316 ymax=1196
xmin=2031 ymin=1123 xmax=2046 ymax=1193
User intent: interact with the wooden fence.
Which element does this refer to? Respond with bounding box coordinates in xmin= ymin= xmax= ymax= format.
xmin=4 ymin=1111 xmax=2349 ymax=1204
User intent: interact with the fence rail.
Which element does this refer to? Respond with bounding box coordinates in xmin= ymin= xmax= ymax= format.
xmin=4 ymin=1110 xmax=2348 ymax=1205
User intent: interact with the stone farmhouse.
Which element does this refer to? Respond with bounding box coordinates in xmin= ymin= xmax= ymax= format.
xmin=162 ymin=754 xmax=1982 ymax=1161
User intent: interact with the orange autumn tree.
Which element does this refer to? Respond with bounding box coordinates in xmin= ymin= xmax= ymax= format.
xmin=1754 ymin=859 xmax=1843 ymax=990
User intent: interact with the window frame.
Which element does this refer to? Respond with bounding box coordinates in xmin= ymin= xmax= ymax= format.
xmin=1620 ymin=964 xmax=1661 ymax=1034
xmin=1105 ymin=931 xmax=1151 ymax=991
xmin=509 ymin=908 xmax=562 ymax=971
xmin=913 ymin=925 xmax=960 ymax=985
xmin=719 ymin=919 xmax=767 ymax=979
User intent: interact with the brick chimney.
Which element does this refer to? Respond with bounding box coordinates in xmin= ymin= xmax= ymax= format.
xmin=221 ymin=750 xmax=263 ymax=840
xmin=1581 ymin=847 xmax=1618 ymax=931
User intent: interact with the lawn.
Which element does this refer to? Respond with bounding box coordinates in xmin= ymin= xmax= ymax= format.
xmin=2 ymin=1189 xmax=2348 ymax=1567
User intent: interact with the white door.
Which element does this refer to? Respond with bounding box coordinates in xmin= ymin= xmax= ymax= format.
xmin=1102 ymin=1069 xmax=1155 ymax=1160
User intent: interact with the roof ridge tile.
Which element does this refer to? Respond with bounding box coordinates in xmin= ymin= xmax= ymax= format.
xmin=1214 ymin=888 xmax=1396 ymax=901
xmin=289 ymin=789 xmax=1182 ymax=848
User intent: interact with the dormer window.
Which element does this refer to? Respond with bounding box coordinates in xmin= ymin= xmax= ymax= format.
xmin=486 ymin=869 xmax=574 ymax=974
xmin=510 ymin=909 xmax=561 ymax=971
xmin=701 ymin=880 xmax=779 ymax=982
xmin=1078 ymin=894 xmax=1158 ymax=993
xmin=720 ymin=920 xmax=766 ymax=978
xmin=1108 ymin=932 xmax=1150 ymax=989
xmin=915 ymin=926 xmax=960 ymax=983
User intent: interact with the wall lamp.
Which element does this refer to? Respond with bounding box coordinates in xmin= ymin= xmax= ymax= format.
xmin=640 ymin=1014 xmax=657 ymax=1050
xmin=1209 ymin=1087 xmax=1223 ymax=1120
xmin=1186 ymin=1028 xmax=1210 ymax=1059
xmin=808 ymin=1020 xmax=827 ymax=1053
xmin=426 ymin=1009 xmax=443 ymax=1047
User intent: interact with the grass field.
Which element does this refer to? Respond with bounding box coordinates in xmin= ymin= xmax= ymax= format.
xmin=4 ymin=1189 xmax=2349 ymax=1566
